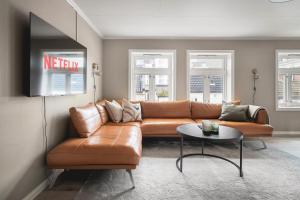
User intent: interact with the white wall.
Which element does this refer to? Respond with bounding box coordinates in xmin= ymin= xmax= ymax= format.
xmin=0 ymin=0 xmax=102 ymax=199
xmin=103 ymin=39 xmax=300 ymax=131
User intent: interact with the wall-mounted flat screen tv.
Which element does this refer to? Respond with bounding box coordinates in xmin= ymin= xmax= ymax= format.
xmin=28 ymin=12 xmax=87 ymax=97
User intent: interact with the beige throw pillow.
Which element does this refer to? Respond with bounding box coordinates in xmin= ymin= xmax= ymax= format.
xmin=105 ymin=100 xmax=123 ymax=123
xmin=122 ymin=99 xmax=142 ymax=122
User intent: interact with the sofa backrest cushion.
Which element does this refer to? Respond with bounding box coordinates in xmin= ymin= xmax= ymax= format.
xmin=95 ymin=100 xmax=109 ymax=124
xmin=191 ymin=102 xmax=222 ymax=119
xmin=141 ymin=100 xmax=191 ymax=118
xmin=69 ymin=103 xmax=102 ymax=138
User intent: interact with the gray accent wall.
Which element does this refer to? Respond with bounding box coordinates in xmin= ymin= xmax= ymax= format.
xmin=103 ymin=39 xmax=300 ymax=131
xmin=0 ymin=0 xmax=102 ymax=199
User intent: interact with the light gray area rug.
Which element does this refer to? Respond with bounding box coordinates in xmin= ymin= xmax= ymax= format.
xmin=73 ymin=140 xmax=300 ymax=200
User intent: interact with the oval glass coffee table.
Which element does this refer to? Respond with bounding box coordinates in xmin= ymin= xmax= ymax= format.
xmin=176 ymin=124 xmax=244 ymax=177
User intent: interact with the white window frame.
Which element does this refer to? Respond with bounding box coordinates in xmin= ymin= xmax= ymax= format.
xmin=128 ymin=49 xmax=176 ymax=101
xmin=276 ymin=49 xmax=300 ymax=111
xmin=186 ymin=50 xmax=235 ymax=103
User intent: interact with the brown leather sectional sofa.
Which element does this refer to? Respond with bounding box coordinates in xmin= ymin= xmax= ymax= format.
xmin=47 ymin=100 xmax=273 ymax=186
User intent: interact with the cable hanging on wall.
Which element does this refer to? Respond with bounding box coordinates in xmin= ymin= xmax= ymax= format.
xmin=41 ymin=96 xmax=50 ymax=186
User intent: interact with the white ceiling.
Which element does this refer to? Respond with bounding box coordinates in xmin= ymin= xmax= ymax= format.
xmin=73 ymin=0 xmax=300 ymax=39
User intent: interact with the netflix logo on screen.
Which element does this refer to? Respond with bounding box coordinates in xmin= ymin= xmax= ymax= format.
xmin=43 ymin=53 xmax=79 ymax=72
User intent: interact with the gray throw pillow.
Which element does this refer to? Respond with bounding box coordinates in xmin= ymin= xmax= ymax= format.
xmin=219 ymin=104 xmax=249 ymax=122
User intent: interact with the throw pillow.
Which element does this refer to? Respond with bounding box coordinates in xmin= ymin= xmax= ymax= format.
xmin=122 ymin=99 xmax=142 ymax=122
xmin=105 ymin=100 xmax=123 ymax=123
xmin=219 ymin=104 xmax=249 ymax=122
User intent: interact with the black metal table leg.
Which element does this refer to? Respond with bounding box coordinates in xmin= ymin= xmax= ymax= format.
xmin=240 ymin=138 xmax=243 ymax=177
xmin=180 ymin=135 xmax=183 ymax=172
xmin=176 ymin=137 xmax=244 ymax=177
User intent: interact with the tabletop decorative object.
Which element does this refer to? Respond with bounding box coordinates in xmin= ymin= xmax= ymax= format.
xmin=201 ymin=120 xmax=219 ymax=135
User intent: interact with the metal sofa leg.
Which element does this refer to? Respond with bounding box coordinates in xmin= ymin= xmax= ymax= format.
xmin=260 ymin=140 xmax=267 ymax=150
xmin=126 ymin=169 xmax=135 ymax=189
xmin=244 ymin=138 xmax=267 ymax=151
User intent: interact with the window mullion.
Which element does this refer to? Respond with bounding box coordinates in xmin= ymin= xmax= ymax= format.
xmin=168 ymin=57 xmax=173 ymax=100
xmin=204 ymin=76 xmax=210 ymax=103
xmin=132 ymin=74 xmax=137 ymax=100
xmin=149 ymin=73 xmax=155 ymax=101
xmin=287 ymin=74 xmax=292 ymax=103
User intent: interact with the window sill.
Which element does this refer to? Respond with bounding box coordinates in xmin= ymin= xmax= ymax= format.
xmin=276 ymin=107 xmax=300 ymax=111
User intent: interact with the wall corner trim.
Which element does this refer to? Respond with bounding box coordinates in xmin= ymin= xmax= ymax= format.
xmin=66 ymin=0 xmax=103 ymax=38
xmin=22 ymin=179 xmax=48 ymax=200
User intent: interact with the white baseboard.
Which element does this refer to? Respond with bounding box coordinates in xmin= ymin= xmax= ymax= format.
xmin=273 ymin=131 xmax=300 ymax=136
xmin=22 ymin=179 xmax=48 ymax=200
xmin=22 ymin=169 xmax=64 ymax=200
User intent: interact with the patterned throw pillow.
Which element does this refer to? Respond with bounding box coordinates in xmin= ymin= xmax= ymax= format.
xmin=105 ymin=100 xmax=123 ymax=123
xmin=122 ymin=99 xmax=142 ymax=122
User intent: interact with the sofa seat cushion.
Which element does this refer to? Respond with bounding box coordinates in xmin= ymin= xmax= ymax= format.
xmin=47 ymin=125 xmax=142 ymax=167
xmin=194 ymin=119 xmax=273 ymax=137
xmin=141 ymin=118 xmax=195 ymax=136
xmin=105 ymin=121 xmax=141 ymax=128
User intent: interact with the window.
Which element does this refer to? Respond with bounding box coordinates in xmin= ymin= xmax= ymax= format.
xmin=129 ymin=50 xmax=176 ymax=101
xmin=187 ymin=50 xmax=234 ymax=103
xmin=276 ymin=50 xmax=300 ymax=111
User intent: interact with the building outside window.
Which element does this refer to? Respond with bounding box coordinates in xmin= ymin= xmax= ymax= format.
xmin=276 ymin=50 xmax=300 ymax=111
xmin=129 ymin=50 xmax=176 ymax=101
xmin=187 ymin=50 xmax=234 ymax=104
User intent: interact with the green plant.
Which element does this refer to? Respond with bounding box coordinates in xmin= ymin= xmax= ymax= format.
xmin=157 ymin=89 xmax=168 ymax=97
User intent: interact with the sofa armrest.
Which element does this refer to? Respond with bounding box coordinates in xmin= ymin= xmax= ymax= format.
xmin=256 ymin=109 xmax=269 ymax=124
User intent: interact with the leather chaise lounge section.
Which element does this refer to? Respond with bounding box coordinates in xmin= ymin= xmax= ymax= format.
xmin=47 ymin=100 xmax=273 ymax=176
xmin=47 ymin=103 xmax=142 ymax=170
xmin=47 ymin=125 xmax=142 ymax=168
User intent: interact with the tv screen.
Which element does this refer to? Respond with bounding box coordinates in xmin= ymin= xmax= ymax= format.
xmin=28 ymin=13 xmax=87 ymax=97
